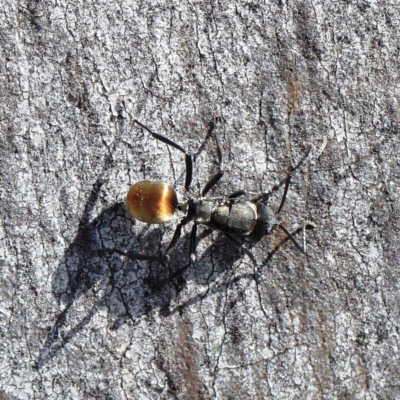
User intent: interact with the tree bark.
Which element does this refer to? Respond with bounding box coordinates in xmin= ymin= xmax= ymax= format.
xmin=1 ymin=1 xmax=399 ymax=399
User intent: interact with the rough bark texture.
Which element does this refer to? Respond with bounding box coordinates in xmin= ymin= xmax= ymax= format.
xmin=1 ymin=1 xmax=399 ymax=399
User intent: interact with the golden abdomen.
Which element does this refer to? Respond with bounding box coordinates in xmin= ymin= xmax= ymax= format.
xmin=125 ymin=180 xmax=178 ymax=224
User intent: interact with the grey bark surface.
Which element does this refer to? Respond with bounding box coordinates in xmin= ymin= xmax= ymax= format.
xmin=1 ymin=1 xmax=399 ymax=399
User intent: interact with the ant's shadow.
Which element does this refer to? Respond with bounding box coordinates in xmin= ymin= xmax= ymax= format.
xmin=36 ymin=180 xmax=248 ymax=368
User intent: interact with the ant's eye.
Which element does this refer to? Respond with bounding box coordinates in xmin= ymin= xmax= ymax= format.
xmin=126 ymin=180 xmax=178 ymax=224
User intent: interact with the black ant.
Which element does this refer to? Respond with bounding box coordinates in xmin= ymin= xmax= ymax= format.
xmin=124 ymin=119 xmax=315 ymax=287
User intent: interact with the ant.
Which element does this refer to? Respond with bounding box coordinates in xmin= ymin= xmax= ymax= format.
xmin=124 ymin=119 xmax=315 ymax=287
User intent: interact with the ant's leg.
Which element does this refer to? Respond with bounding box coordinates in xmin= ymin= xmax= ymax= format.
xmin=227 ymin=190 xmax=247 ymax=199
xmin=254 ymin=147 xmax=312 ymax=204
xmin=275 ymin=224 xmax=306 ymax=254
xmin=155 ymin=263 xmax=191 ymax=290
xmin=281 ymin=136 xmax=326 ymax=184
xmin=267 ymin=136 xmax=327 ymax=203
xmin=164 ymin=213 xmax=193 ymax=255
xmin=155 ymin=223 xmax=198 ymax=289
xmin=286 ymin=147 xmax=311 ymax=178
xmin=270 ymin=223 xmax=316 ymax=255
xmin=134 ymin=119 xmax=193 ymax=191
xmin=227 ymin=189 xmax=271 ymax=199
xmin=269 ymin=141 xmax=326 ymax=249
xmin=165 ymin=223 xmax=183 ymax=255
xmin=201 ymin=122 xmax=225 ymax=196
xmin=276 ymin=175 xmax=291 ymax=213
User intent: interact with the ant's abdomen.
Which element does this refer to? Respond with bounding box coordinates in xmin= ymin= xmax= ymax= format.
xmin=126 ymin=180 xmax=178 ymax=224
